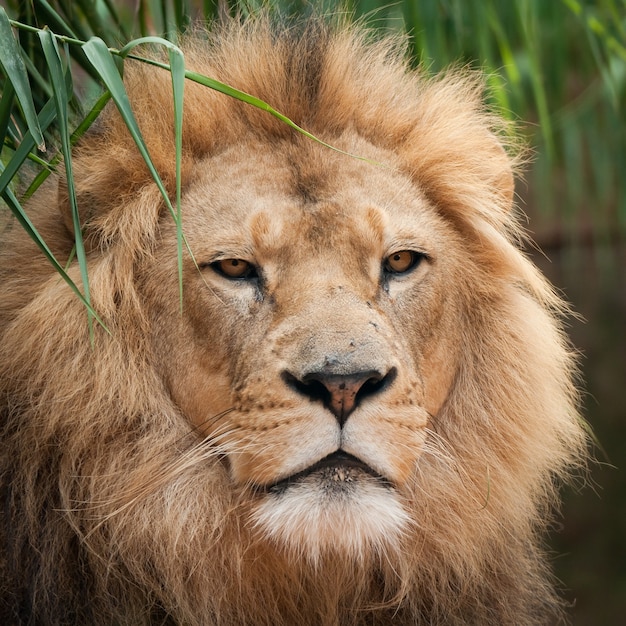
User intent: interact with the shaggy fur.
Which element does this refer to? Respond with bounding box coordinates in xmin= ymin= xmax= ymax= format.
xmin=0 ymin=16 xmax=586 ymax=626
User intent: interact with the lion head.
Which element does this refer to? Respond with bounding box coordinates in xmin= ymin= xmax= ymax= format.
xmin=0 ymin=17 xmax=587 ymax=626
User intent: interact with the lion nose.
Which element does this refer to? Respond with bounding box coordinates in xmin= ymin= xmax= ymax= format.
xmin=284 ymin=369 xmax=396 ymax=425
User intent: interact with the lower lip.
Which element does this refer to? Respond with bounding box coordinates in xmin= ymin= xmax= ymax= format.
xmin=263 ymin=451 xmax=389 ymax=493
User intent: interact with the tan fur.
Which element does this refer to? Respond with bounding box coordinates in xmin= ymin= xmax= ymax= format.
xmin=0 ymin=16 xmax=587 ymax=625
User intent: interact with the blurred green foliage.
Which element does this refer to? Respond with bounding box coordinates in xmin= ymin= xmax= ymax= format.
xmin=1 ymin=0 xmax=624 ymax=248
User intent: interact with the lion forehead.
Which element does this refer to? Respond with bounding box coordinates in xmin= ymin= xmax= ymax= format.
xmin=179 ymin=137 xmax=444 ymax=264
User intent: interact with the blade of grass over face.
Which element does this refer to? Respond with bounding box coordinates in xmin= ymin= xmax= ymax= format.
xmin=39 ymin=29 xmax=96 ymax=337
xmin=0 ymin=163 xmax=106 ymax=329
xmin=116 ymin=36 xmax=188 ymax=306
xmin=169 ymin=46 xmax=185 ymax=309
xmin=130 ymin=53 xmax=372 ymax=161
xmin=82 ymin=37 xmax=178 ymax=220
xmin=0 ymin=8 xmax=45 ymax=150
xmin=82 ymin=36 xmax=192 ymax=305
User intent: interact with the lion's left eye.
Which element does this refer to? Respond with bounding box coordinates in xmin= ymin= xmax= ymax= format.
xmin=210 ymin=259 xmax=258 ymax=280
xmin=384 ymin=250 xmax=423 ymax=274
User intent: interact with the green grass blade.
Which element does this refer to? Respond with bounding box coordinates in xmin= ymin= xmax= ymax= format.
xmin=19 ymin=48 xmax=54 ymax=101
xmin=21 ymin=90 xmax=112 ymax=202
xmin=128 ymin=52 xmax=370 ymax=161
xmin=82 ymin=37 xmax=172 ymax=210
xmin=0 ymin=164 xmax=107 ymax=330
xmin=73 ymin=0 xmax=119 ymax=43
xmin=116 ymin=37 xmax=192 ymax=307
xmin=169 ymin=47 xmax=185 ymax=309
xmin=0 ymin=98 xmax=57 ymax=198
xmin=117 ymin=36 xmax=190 ymax=306
xmin=101 ymin=0 xmax=131 ymax=41
xmin=138 ymin=0 xmax=150 ymax=37
xmin=516 ymin=2 xmax=554 ymax=161
xmin=173 ymin=0 xmax=190 ymax=34
xmin=116 ymin=35 xmax=180 ymax=57
xmin=39 ymin=29 xmax=95 ymax=336
xmin=0 ymin=7 xmax=45 ymax=150
xmin=82 ymin=36 xmax=194 ymax=301
xmin=34 ymin=0 xmax=80 ymax=40
xmin=186 ymin=68 xmax=350 ymax=152
xmin=584 ymin=16 xmax=622 ymax=108
xmin=0 ymin=78 xmax=15 ymax=156
xmin=82 ymin=37 xmax=194 ymax=225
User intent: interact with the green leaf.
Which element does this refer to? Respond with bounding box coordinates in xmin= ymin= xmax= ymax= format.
xmin=0 ymin=78 xmax=15 ymax=156
xmin=82 ymin=37 xmax=168 ymax=205
xmin=82 ymin=36 xmax=194 ymax=306
xmin=100 ymin=0 xmax=131 ymax=41
xmin=0 ymin=98 xmax=57 ymax=199
xmin=34 ymin=0 xmax=80 ymax=40
xmin=0 ymin=165 xmax=107 ymax=331
xmin=81 ymin=37 xmax=186 ymax=215
xmin=117 ymin=36 xmax=190 ymax=306
xmin=39 ymin=28 xmax=95 ymax=337
xmin=0 ymin=7 xmax=45 ymax=150
xmin=21 ymin=90 xmax=112 ymax=202
xmin=169 ymin=47 xmax=186 ymax=309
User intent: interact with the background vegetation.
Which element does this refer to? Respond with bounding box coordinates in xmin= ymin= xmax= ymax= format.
xmin=1 ymin=1 xmax=624 ymax=623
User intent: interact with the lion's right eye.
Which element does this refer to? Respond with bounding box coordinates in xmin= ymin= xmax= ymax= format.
xmin=383 ymin=250 xmax=424 ymax=275
xmin=210 ymin=259 xmax=258 ymax=280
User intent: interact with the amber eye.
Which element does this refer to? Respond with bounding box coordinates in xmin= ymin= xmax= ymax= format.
xmin=384 ymin=250 xmax=422 ymax=274
xmin=211 ymin=259 xmax=257 ymax=279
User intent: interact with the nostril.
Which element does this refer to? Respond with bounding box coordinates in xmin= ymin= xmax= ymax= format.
xmin=356 ymin=367 xmax=396 ymax=404
xmin=282 ymin=372 xmax=332 ymax=407
xmin=282 ymin=367 xmax=396 ymax=425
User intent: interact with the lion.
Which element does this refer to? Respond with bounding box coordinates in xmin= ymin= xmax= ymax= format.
xmin=0 ymin=15 xmax=587 ymax=626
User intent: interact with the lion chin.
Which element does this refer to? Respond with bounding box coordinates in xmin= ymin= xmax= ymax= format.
xmin=252 ymin=451 xmax=411 ymax=561
xmin=0 ymin=13 xmax=588 ymax=626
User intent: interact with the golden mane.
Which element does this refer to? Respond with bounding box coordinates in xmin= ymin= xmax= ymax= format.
xmin=0 ymin=15 xmax=586 ymax=625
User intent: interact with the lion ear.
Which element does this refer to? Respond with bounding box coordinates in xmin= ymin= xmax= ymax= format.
xmin=57 ymin=158 xmax=165 ymax=254
xmin=56 ymin=134 xmax=160 ymax=251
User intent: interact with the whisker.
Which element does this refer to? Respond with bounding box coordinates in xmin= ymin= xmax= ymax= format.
xmin=418 ymin=426 xmax=492 ymax=510
xmin=68 ymin=411 xmax=247 ymax=530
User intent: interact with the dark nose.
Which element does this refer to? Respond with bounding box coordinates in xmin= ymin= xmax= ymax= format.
xmin=284 ymin=368 xmax=396 ymax=425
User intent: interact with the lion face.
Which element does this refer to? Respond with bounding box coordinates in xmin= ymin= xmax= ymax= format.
xmin=0 ymin=17 xmax=589 ymax=624
xmin=141 ymin=136 xmax=461 ymax=558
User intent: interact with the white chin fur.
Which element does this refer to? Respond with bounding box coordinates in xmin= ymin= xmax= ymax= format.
xmin=251 ymin=475 xmax=410 ymax=564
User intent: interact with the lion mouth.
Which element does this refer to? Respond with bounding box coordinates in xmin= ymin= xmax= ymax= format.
xmin=265 ymin=450 xmax=390 ymax=494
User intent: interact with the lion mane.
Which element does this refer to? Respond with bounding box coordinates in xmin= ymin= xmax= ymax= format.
xmin=1 ymin=16 xmax=586 ymax=626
